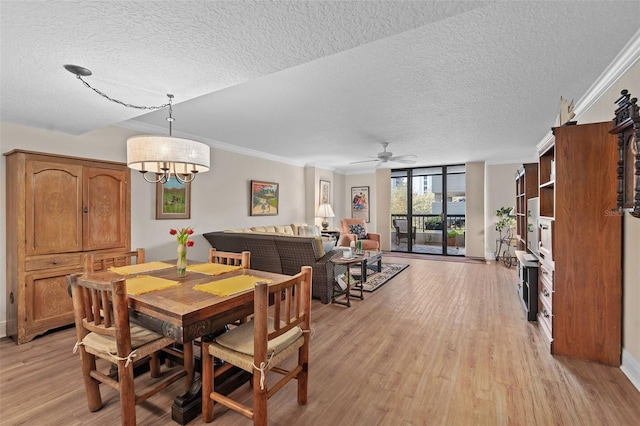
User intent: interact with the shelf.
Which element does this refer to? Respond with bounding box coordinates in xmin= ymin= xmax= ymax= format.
xmin=539 ymin=180 xmax=555 ymax=189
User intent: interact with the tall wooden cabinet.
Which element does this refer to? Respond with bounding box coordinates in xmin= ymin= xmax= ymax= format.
xmin=5 ymin=150 xmax=131 ymax=343
xmin=536 ymin=122 xmax=621 ymax=366
xmin=515 ymin=163 xmax=538 ymax=251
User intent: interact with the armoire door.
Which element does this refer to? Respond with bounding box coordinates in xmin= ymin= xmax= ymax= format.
xmin=83 ymin=166 xmax=129 ymax=251
xmin=25 ymin=160 xmax=83 ymax=255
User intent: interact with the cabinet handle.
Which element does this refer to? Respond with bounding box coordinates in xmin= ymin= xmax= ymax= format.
xmin=51 ymin=259 xmax=58 ymax=265
xmin=9 ymin=292 xmax=14 ymax=304
xmin=83 ymin=207 xmax=89 ymax=213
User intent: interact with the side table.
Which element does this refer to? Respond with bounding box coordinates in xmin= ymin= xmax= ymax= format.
xmin=330 ymin=255 xmax=364 ymax=307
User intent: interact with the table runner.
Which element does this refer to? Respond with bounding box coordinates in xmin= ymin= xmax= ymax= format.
xmin=194 ymin=275 xmax=272 ymax=297
xmin=109 ymin=261 xmax=174 ymax=276
xmin=186 ymin=263 xmax=241 ymax=275
xmin=125 ymin=275 xmax=180 ymax=295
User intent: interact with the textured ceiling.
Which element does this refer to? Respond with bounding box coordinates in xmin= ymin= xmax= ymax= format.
xmin=1 ymin=1 xmax=639 ymax=173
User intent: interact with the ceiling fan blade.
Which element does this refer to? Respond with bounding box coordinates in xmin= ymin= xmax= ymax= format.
xmin=350 ymin=158 xmax=381 ymax=164
xmin=389 ymin=154 xmax=417 ymax=161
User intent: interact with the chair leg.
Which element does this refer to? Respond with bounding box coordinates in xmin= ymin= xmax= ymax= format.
xmin=117 ymin=360 xmax=136 ymax=426
xmin=201 ymin=342 xmax=214 ymax=423
xmin=253 ymin=370 xmax=268 ymax=426
xmin=79 ymin=350 xmax=103 ymax=412
xmin=297 ymin=346 xmax=309 ymax=405
xmin=149 ymin=353 xmax=161 ymax=378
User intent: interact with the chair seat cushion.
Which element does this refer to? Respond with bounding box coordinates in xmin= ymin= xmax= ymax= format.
xmin=214 ymin=317 xmax=302 ymax=357
xmin=82 ymin=323 xmax=166 ymax=354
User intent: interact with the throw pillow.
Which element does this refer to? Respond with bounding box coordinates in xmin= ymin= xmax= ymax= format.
xmin=348 ymin=224 xmax=367 ymax=239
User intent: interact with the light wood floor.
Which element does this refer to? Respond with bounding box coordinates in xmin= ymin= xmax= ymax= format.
xmin=2 ymin=256 xmax=640 ymax=425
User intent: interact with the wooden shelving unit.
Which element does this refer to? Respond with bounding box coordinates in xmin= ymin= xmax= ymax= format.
xmin=535 ymin=121 xmax=621 ymax=366
xmin=515 ymin=163 xmax=538 ymax=251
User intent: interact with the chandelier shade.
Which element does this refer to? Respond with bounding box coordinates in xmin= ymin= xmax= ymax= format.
xmin=127 ymin=135 xmax=210 ymax=178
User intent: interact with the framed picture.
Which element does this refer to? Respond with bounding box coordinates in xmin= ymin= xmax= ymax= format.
xmin=319 ymin=180 xmax=330 ymax=204
xmin=250 ymin=180 xmax=279 ymax=216
xmin=156 ymin=177 xmax=191 ymax=220
xmin=351 ymin=186 xmax=370 ymax=222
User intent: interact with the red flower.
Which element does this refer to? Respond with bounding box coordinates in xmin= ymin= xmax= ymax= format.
xmin=172 ymin=226 xmax=194 ymax=246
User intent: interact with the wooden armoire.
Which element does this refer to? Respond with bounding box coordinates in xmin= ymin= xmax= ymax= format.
xmin=4 ymin=150 xmax=131 ymax=343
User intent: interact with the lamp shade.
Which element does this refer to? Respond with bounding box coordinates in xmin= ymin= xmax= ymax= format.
xmin=127 ymin=135 xmax=210 ymax=174
xmin=315 ymin=203 xmax=335 ymax=218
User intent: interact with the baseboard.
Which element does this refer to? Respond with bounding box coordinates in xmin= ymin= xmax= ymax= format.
xmin=0 ymin=320 xmax=6 ymax=339
xmin=621 ymin=349 xmax=640 ymax=392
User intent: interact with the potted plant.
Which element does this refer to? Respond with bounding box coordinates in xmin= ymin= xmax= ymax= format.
xmin=447 ymin=229 xmax=458 ymax=246
xmin=495 ymin=207 xmax=516 ymax=238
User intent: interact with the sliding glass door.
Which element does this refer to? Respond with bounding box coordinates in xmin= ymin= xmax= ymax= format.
xmin=391 ymin=165 xmax=466 ymax=256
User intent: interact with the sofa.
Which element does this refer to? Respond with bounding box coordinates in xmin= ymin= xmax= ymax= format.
xmin=203 ymin=224 xmax=341 ymax=304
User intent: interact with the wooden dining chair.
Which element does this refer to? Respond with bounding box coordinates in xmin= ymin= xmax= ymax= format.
xmin=201 ymin=266 xmax=312 ymax=425
xmin=208 ymin=248 xmax=251 ymax=269
xmin=85 ymin=248 xmax=145 ymax=272
xmin=68 ymin=273 xmax=188 ymax=426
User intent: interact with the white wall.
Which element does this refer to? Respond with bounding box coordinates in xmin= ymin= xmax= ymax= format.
xmin=484 ymin=163 xmax=521 ymax=260
xmin=465 ymin=162 xmax=485 ymax=258
xmin=0 ymin=122 xmax=329 ymax=337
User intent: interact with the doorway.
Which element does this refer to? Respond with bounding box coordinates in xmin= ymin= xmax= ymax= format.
xmin=390 ymin=165 xmax=466 ymax=256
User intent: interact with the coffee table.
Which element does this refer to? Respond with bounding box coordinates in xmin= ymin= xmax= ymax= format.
xmin=358 ymin=251 xmax=383 ymax=282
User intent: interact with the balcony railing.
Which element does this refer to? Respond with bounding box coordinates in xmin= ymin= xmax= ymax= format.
xmin=391 ymin=213 xmax=466 ymax=231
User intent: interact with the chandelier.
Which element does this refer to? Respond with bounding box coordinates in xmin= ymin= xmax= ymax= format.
xmin=64 ymin=65 xmax=210 ymax=183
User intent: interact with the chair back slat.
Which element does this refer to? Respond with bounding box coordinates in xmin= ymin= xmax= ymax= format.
xmin=85 ymin=248 xmax=145 ymax=273
xmin=208 ymin=248 xmax=251 ymax=269
xmin=102 ymin=291 xmax=111 ymax=328
xmin=91 ymin=289 xmax=101 ymax=326
xmin=258 ymin=266 xmax=312 ymax=345
xmin=68 ymin=274 xmax=130 ymax=354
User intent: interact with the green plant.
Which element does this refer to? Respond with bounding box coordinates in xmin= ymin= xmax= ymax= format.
xmin=447 ymin=229 xmax=458 ymax=238
xmin=495 ymin=207 xmax=515 ymax=233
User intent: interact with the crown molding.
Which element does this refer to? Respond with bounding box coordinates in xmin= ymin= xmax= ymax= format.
xmin=574 ymin=28 xmax=640 ymax=120
xmin=537 ymin=28 xmax=640 ymax=152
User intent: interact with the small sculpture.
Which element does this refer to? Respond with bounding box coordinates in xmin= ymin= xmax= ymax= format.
xmin=559 ymin=96 xmax=576 ymax=125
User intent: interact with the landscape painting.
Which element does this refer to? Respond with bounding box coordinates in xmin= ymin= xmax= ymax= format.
xmin=156 ymin=177 xmax=191 ymax=219
xmin=251 ymin=180 xmax=279 ymax=216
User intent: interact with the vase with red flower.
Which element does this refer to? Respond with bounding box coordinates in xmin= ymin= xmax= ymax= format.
xmin=170 ymin=227 xmax=194 ymax=277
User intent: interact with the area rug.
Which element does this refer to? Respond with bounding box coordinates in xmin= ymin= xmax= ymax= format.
xmin=348 ymin=263 xmax=409 ymax=292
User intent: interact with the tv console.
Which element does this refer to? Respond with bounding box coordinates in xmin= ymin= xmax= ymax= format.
xmin=515 ymin=250 xmax=538 ymax=322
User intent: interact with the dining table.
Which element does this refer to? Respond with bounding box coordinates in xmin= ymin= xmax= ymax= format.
xmin=81 ymin=259 xmax=295 ymax=425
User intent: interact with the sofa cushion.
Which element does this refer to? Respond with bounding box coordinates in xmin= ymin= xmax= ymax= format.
xmin=348 ymin=224 xmax=367 ymax=239
xmin=298 ymin=225 xmax=321 ymax=237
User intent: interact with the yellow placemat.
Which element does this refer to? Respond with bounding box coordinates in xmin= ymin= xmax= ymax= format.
xmin=109 ymin=261 xmax=174 ymax=276
xmin=194 ymin=275 xmax=272 ymax=297
xmin=186 ymin=263 xmax=242 ymax=275
xmin=126 ymin=275 xmax=180 ymax=296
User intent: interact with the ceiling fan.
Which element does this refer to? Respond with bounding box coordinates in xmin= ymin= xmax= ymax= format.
xmin=350 ymin=142 xmax=417 ymax=166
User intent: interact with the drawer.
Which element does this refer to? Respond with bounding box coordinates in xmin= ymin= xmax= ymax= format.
xmin=539 ymin=278 xmax=553 ymax=309
xmin=25 ymin=253 xmax=83 ymax=272
xmin=537 ymin=311 xmax=553 ymax=345
xmin=539 ymin=262 xmax=554 ymax=292
xmin=538 ymin=218 xmax=554 ymax=262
